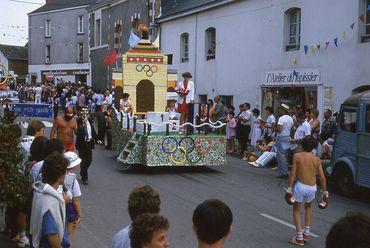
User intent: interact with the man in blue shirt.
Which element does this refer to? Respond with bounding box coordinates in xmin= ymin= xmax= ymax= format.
xmin=112 ymin=185 xmax=161 ymax=248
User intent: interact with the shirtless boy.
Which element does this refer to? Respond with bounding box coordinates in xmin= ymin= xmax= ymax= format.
xmin=286 ymin=136 xmax=328 ymax=246
xmin=50 ymin=107 xmax=78 ymax=151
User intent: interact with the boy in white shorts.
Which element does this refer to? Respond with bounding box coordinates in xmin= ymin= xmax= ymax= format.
xmin=286 ymin=136 xmax=328 ymax=246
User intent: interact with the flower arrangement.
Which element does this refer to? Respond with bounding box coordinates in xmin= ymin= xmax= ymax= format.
xmin=176 ymin=88 xmax=189 ymax=97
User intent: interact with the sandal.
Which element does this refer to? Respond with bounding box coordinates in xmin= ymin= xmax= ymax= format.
xmin=289 ymin=236 xmax=304 ymax=246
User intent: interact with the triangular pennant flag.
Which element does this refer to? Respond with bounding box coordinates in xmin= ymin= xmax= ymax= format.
xmin=350 ymin=22 xmax=355 ymax=30
xmin=310 ymin=45 xmax=316 ymax=52
xmin=359 ymin=14 xmax=365 ymax=23
xmin=317 ymin=44 xmax=321 ymax=51
xmin=304 ymin=45 xmax=308 ymax=54
xmin=342 ymin=32 xmax=347 ymax=40
xmin=128 ymin=32 xmax=140 ymax=48
xmin=325 ymin=42 xmax=330 ymax=49
xmin=334 ymin=38 xmax=338 ymax=47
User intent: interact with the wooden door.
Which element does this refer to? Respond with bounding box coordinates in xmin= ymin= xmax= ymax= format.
xmin=136 ymin=80 xmax=154 ymax=113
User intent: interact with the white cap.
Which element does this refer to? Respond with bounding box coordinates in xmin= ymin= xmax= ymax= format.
xmin=64 ymin=151 xmax=82 ymax=169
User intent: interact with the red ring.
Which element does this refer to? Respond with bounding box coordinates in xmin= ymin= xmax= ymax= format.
xmin=151 ymin=65 xmax=158 ymax=73
xmin=194 ymin=136 xmax=212 ymax=155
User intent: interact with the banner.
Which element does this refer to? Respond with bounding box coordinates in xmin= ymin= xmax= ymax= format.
xmin=11 ymin=103 xmax=53 ymax=118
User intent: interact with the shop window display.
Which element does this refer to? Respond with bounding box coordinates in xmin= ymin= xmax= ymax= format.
xmin=262 ymin=86 xmax=317 ymax=118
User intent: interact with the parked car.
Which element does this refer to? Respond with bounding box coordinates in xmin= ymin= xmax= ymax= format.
xmin=329 ymin=90 xmax=370 ymax=196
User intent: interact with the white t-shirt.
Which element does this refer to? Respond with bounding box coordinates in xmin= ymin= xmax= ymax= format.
xmin=239 ymin=109 xmax=252 ymax=125
xmin=266 ymin=114 xmax=276 ymax=127
xmin=277 ymin=114 xmax=294 ymax=136
xmin=294 ymin=120 xmax=311 ymax=140
xmin=20 ymin=135 xmax=35 ymax=157
xmin=71 ymin=95 xmax=78 ymax=104
xmin=35 ymin=87 xmax=42 ymax=97
xmin=64 ymin=172 xmax=81 ymax=198
xmin=105 ymin=95 xmax=113 ymax=105
xmin=112 ymin=225 xmax=130 ymax=248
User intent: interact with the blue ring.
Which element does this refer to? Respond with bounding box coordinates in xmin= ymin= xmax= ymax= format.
xmin=161 ymin=137 xmax=178 ymax=154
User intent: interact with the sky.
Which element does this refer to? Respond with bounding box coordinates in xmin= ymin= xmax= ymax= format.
xmin=0 ymin=0 xmax=45 ymax=46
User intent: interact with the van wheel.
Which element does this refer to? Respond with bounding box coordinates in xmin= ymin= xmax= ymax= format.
xmin=334 ymin=165 xmax=355 ymax=197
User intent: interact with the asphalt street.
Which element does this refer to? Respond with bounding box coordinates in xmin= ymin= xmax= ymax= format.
xmin=14 ymin=119 xmax=370 ymax=248
xmin=72 ymin=146 xmax=370 ymax=248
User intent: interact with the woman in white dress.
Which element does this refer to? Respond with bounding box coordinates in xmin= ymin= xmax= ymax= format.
xmin=251 ymin=108 xmax=262 ymax=147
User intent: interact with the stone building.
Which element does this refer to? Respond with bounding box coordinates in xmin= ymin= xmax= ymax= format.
xmin=87 ymin=0 xmax=161 ymax=90
xmin=28 ymin=0 xmax=97 ymax=85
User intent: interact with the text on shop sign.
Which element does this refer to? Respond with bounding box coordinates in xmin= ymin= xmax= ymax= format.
xmin=264 ymin=69 xmax=320 ymax=85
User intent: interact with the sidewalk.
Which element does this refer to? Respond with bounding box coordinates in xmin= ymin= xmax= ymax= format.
xmin=0 ymin=233 xmax=16 ymax=247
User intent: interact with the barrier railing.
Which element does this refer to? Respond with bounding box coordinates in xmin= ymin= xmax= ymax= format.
xmin=113 ymin=106 xmax=225 ymax=136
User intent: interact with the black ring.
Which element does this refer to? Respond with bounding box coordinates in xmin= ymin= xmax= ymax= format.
xmin=179 ymin=137 xmax=195 ymax=153
xmin=143 ymin=65 xmax=151 ymax=72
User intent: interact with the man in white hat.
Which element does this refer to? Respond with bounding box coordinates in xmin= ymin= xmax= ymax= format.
xmin=275 ymin=103 xmax=294 ymax=178
xmin=64 ymin=151 xmax=83 ymax=240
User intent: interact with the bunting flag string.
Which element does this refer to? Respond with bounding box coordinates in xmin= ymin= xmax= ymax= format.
xmin=302 ymin=12 xmax=367 ymax=55
xmin=325 ymin=42 xmax=330 ymax=50
xmin=359 ymin=14 xmax=365 ymax=23
xmin=333 ymin=37 xmax=338 ymax=47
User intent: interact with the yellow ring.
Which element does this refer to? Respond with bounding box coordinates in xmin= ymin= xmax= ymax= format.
xmin=0 ymin=62 xmax=9 ymax=85
xmin=170 ymin=146 xmax=187 ymax=165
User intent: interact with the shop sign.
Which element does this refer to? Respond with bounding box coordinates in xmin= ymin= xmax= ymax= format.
xmin=264 ymin=68 xmax=320 ymax=86
xmin=42 ymin=69 xmax=89 ymax=76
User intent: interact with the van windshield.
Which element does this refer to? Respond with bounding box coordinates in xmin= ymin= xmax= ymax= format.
xmin=340 ymin=106 xmax=357 ymax=133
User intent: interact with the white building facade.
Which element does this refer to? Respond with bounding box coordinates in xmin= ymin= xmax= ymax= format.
xmin=159 ymin=0 xmax=370 ymax=117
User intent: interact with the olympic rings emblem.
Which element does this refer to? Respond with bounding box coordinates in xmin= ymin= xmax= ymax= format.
xmin=162 ymin=137 xmax=204 ymax=165
xmin=194 ymin=136 xmax=212 ymax=155
xmin=135 ymin=64 xmax=158 ymax=77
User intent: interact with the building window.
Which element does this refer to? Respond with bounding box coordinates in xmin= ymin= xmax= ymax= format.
xmin=219 ymin=95 xmax=233 ymax=107
xmin=361 ymin=0 xmax=370 ymax=42
xmin=78 ymin=15 xmax=84 ymax=34
xmin=340 ymin=107 xmax=357 ymax=133
xmin=78 ymin=43 xmax=84 ymax=62
xmin=95 ymin=19 xmax=101 ymax=46
xmin=114 ymin=20 xmax=122 ymax=53
xmin=45 ymin=45 xmax=51 ymax=64
xmin=285 ymin=8 xmax=301 ymax=51
xmin=45 ymin=19 xmax=51 ymax=37
xmin=180 ymin=33 xmax=189 ymax=63
xmin=131 ymin=13 xmax=141 ymax=35
xmin=205 ymin=28 xmax=216 ymax=60
xmin=366 ymin=105 xmax=370 ymax=133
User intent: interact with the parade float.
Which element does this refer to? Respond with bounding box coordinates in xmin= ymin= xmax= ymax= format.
xmin=112 ymin=26 xmax=226 ymax=168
